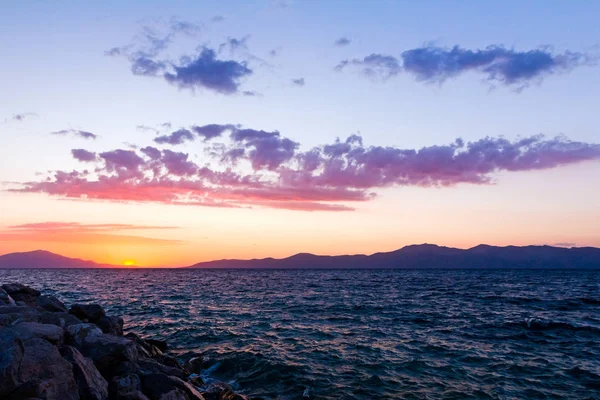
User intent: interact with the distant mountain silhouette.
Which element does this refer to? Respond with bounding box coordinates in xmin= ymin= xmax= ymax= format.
xmin=187 ymin=244 xmax=600 ymax=269
xmin=0 ymin=250 xmax=114 ymax=269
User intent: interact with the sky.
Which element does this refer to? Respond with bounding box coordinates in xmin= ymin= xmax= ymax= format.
xmin=1 ymin=0 xmax=599 ymax=267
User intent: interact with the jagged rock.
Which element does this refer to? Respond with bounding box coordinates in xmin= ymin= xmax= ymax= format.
xmin=188 ymin=374 xmax=204 ymax=387
xmin=159 ymin=389 xmax=189 ymax=400
xmin=39 ymin=311 xmax=84 ymax=328
xmin=110 ymin=374 xmax=149 ymax=400
xmin=125 ymin=332 xmax=163 ymax=358
xmin=36 ymin=295 xmax=67 ymax=313
xmin=13 ymin=322 xmax=64 ymax=345
xmin=138 ymin=358 xmax=187 ymax=379
xmin=146 ymin=339 xmax=168 ymax=353
xmin=71 ymin=330 xmax=138 ymax=377
xmin=2 ymin=283 xmax=41 ymax=305
xmin=0 ymin=288 xmax=16 ymax=305
xmin=201 ymin=383 xmax=247 ymax=400
xmin=1 ymin=335 xmax=79 ymax=400
xmin=140 ymin=373 xmax=205 ymax=400
xmin=65 ymin=324 xmax=103 ymax=348
xmin=61 ymin=346 xmax=108 ymax=400
xmin=184 ymin=357 xmax=203 ymax=374
xmin=0 ymin=305 xmax=40 ymax=326
xmin=95 ymin=315 xmax=124 ymax=336
xmin=69 ymin=304 xmax=106 ymax=322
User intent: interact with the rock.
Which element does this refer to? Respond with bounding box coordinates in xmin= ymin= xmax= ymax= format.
xmin=201 ymin=383 xmax=247 ymax=400
xmin=0 ymin=288 xmax=16 ymax=305
xmin=125 ymin=332 xmax=163 ymax=358
xmin=61 ymin=346 xmax=108 ymax=400
xmin=1 ymin=335 xmax=79 ymax=400
xmin=2 ymin=283 xmax=41 ymax=305
xmin=69 ymin=304 xmax=106 ymax=322
xmin=39 ymin=312 xmax=84 ymax=329
xmin=140 ymin=373 xmax=205 ymax=400
xmin=110 ymin=374 xmax=149 ymax=400
xmin=0 ymin=329 xmax=24 ymax=396
xmin=188 ymin=374 xmax=204 ymax=387
xmin=159 ymin=389 xmax=189 ymax=400
xmin=146 ymin=339 xmax=168 ymax=352
xmin=36 ymin=295 xmax=67 ymax=313
xmin=65 ymin=324 xmax=103 ymax=348
xmin=138 ymin=358 xmax=187 ymax=379
xmin=71 ymin=330 xmax=138 ymax=378
xmin=94 ymin=315 xmax=123 ymax=336
xmin=13 ymin=322 xmax=64 ymax=345
xmin=0 ymin=305 xmax=40 ymax=326
xmin=184 ymin=357 xmax=203 ymax=375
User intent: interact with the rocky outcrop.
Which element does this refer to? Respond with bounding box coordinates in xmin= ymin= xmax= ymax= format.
xmin=0 ymin=283 xmax=251 ymax=400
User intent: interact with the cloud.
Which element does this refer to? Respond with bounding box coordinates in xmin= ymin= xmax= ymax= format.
xmin=71 ymin=149 xmax=97 ymax=162
xmin=337 ymin=44 xmax=595 ymax=89
xmin=334 ymin=37 xmax=351 ymax=47
xmin=211 ymin=15 xmax=225 ymax=23
xmin=8 ymin=112 xmax=38 ymax=122
xmin=269 ymin=47 xmax=282 ymax=57
xmin=50 ymin=129 xmax=98 ymax=140
xmin=1 ymin=222 xmax=183 ymax=246
xmin=12 ymin=126 xmax=600 ymax=212
xmin=154 ymin=128 xmax=195 ymax=145
xmin=291 ymin=78 xmax=305 ymax=86
xmin=219 ymin=36 xmax=250 ymax=54
xmin=164 ymin=48 xmax=253 ymax=94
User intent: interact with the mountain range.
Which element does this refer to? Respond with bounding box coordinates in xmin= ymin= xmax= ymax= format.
xmin=3 ymin=244 xmax=598 ymax=269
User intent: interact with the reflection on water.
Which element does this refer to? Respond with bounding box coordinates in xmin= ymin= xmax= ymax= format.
xmin=1 ymin=268 xmax=599 ymax=399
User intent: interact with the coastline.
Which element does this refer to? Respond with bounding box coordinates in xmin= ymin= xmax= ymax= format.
xmin=0 ymin=282 xmax=253 ymax=400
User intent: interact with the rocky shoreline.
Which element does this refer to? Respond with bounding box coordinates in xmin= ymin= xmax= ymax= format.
xmin=0 ymin=283 xmax=254 ymax=400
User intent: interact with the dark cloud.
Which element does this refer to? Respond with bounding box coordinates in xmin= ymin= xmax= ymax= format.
xmin=14 ymin=125 xmax=600 ymax=212
xmin=71 ymin=149 xmax=97 ymax=162
xmin=50 ymin=129 xmax=97 ymax=140
xmin=291 ymin=78 xmax=305 ymax=86
xmin=164 ymin=48 xmax=252 ymax=94
xmin=154 ymin=128 xmax=195 ymax=145
xmin=334 ymin=37 xmax=351 ymax=47
xmin=337 ymin=44 xmax=594 ymax=89
xmin=192 ymin=124 xmax=236 ymax=141
xmin=130 ymin=56 xmax=166 ymax=76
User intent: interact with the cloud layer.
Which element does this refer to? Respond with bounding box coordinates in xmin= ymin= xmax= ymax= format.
xmin=12 ymin=124 xmax=600 ymax=211
xmin=51 ymin=129 xmax=98 ymax=140
xmin=337 ymin=44 xmax=594 ymax=89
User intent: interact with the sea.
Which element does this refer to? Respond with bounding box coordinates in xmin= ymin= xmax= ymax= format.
xmin=1 ymin=268 xmax=599 ymax=399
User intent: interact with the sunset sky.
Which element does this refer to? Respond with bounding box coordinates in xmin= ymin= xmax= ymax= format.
xmin=1 ymin=0 xmax=600 ymax=267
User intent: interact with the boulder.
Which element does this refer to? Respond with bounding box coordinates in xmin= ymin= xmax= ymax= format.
xmin=65 ymin=324 xmax=103 ymax=348
xmin=110 ymin=374 xmax=149 ymax=400
xmin=146 ymin=339 xmax=168 ymax=353
xmin=95 ymin=315 xmax=124 ymax=336
xmin=0 ymin=305 xmax=40 ymax=326
xmin=159 ymin=389 xmax=190 ymax=400
xmin=140 ymin=373 xmax=205 ymax=400
xmin=0 ymin=288 xmax=16 ymax=305
xmin=201 ymin=383 xmax=247 ymax=400
xmin=138 ymin=358 xmax=187 ymax=379
xmin=13 ymin=322 xmax=64 ymax=345
xmin=2 ymin=335 xmax=79 ymax=400
xmin=0 ymin=329 xmax=24 ymax=396
xmin=71 ymin=330 xmax=138 ymax=377
xmin=69 ymin=304 xmax=106 ymax=322
xmin=39 ymin=311 xmax=84 ymax=329
xmin=36 ymin=295 xmax=67 ymax=313
xmin=2 ymin=283 xmax=41 ymax=305
xmin=125 ymin=332 xmax=163 ymax=358
xmin=61 ymin=346 xmax=108 ymax=400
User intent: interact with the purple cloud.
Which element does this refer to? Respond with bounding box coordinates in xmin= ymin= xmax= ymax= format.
xmin=291 ymin=78 xmax=305 ymax=86
xmin=154 ymin=128 xmax=195 ymax=145
xmin=192 ymin=124 xmax=236 ymax=141
xmin=71 ymin=149 xmax=97 ymax=162
xmin=50 ymin=129 xmax=97 ymax=140
xmin=337 ymin=44 xmax=595 ymax=89
xmin=334 ymin=37 xmax=351 ymax=47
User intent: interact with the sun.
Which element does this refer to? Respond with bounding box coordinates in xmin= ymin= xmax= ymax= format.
xmin=122 ymin=260 xmax=136 ymax=266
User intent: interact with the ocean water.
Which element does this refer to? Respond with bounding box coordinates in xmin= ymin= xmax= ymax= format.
xmin=1 ymin=269 xmax=599 ymax=399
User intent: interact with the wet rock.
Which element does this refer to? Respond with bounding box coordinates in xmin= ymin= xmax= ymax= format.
xmin=39 ymin=311 xmax=84 ymax=329
xmin=3 ymin=336 xmax=79 ymax=400
xmin=201 ymin=383 xmax=247 ymax=400
xmin=13 ymin=322 xmax=64 ymax=345
xmin=36 ymin=295 xmax=67 ymax=313
xmin=110 ymin=374 xmax=149 ymax=400
xmin=138 ymin=358 xmax=187 ymax=379
xmin=0 ymin=288 xmax=16 ymax=305
xmin=61 ymin=346 xmax=108 ymax=400
xmin=146 ymin=339 xmax=168 ymax=353
xmin=140 ymin=373 xmax=205 ymax=400
xmin=95 ymin=315 xmax=124 ymax=336
xmin=2 ymin=283 xmax=41 ymax=306
xmin=69 ymin=304 xmax=106 ymax=322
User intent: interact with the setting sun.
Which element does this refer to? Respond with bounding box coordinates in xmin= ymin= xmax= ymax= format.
xmin=122 ymin=260 xmax=136 ymax=266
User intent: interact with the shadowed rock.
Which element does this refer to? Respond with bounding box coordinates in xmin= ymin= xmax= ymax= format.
xmin=69 ymin=304 xmax=106 ymax=322
xmin=95 ymin=315 xmax=124 ymax=336
xmin=2 ymin=283 xmax=41 ymax=305
xmin=140 ymin=373 xmax=205 ymax=400
xmin=39 ymin=311 xmax=84 ymax=328
xmin=13 ymin=321 xmax=64 ymax=345
xmin=0 ymin=288 xmax=16 ymax=305
xmin=110 ymin=374 xmax=149 ymax=400
xmin=37 ymin=295 xmax=68 ymax=312
xmin=61 ymin=346 xmax=109 ymax=400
